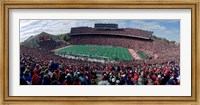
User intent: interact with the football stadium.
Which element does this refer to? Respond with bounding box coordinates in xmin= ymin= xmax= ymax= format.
xmin=20 ymin=23 xmax=180 ymax=85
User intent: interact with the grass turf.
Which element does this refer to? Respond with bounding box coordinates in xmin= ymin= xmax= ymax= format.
xmin=55 ymin=45 xmax=134 ymax=61
xmin=135 ymin=50 xmax=148 ymax=60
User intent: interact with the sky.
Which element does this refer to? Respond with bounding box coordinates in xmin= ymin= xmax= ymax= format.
xmin=20 ymin=20 xmax=180 ymax=42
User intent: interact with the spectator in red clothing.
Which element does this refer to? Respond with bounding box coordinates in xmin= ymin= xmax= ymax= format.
xmin=32 ymin=74 xmax=40 ymax=85
xmin=33 ymin=65 xmax=40 ymax=75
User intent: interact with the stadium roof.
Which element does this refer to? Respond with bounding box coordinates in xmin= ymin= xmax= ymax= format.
xmin=69 ymin=27 xmax=153 ymax=39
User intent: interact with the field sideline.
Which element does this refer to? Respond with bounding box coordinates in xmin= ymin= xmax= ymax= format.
xmin=54 ymin=45 xmax=148 ymax=61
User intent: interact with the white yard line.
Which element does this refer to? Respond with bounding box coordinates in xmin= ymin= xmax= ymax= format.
xmin=52 ymin=45 xmax=73 ymax=52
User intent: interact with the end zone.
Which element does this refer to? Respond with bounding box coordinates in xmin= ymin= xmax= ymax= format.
xmin=128 ymin=49 xmax=142 ymax=60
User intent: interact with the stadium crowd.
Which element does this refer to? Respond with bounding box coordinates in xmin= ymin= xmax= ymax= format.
xmin=20 ymin=45 xmax=180 ymax=85
xmin=38 ymin=39 xmax=69 ymax=50
xmin=20 ymin=28 xmax=180 ymax=85
xmin=70 ymin=35 xmax=180 ymax=63
xmin=70 ymin=27 xmax=152 ymax=39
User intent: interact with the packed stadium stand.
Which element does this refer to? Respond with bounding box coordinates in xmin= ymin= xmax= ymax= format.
xmin=69 ymin=23 xmax=153 ymax=39
xmin=69 ymin=23 xmax=179 ymax=63
xmin=20 ymin=23 xmax=180 ymax=85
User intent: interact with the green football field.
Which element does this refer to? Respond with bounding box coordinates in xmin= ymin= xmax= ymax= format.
xmin=55 ymin=45 xmax=148 ymax=61
xmin=56 ymin=45 xmax=133 ymax=60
